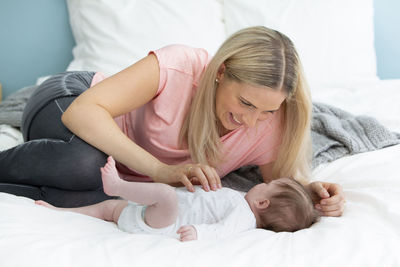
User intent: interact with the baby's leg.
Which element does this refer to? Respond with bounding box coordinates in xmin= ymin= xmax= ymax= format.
xmin=101 ymin=156 xmax=178 ymax=228
xmin=35 ymin=199 xmax=128 ymax=223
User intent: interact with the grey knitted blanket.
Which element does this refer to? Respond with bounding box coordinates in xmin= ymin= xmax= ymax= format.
xmin=0 ymin=85 xmax=37 ymax=127
xmin=311 ymin=102 xmax=400 ymax=167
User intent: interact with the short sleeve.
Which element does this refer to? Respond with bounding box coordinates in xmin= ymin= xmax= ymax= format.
xmin=148 ymin=44 xmax=210 ymax=97
xmin=90 ymin=72 xmax=107 ymax=87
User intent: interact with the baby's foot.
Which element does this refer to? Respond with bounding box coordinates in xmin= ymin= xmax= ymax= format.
xmin=101 ymin=156 xmax=122 ymax=196
xmin=35 ymin=200 xmax=60 ymax=210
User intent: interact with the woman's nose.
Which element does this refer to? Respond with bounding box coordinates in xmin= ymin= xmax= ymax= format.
xmin=243 ymin=112 xmax=259 ymax=128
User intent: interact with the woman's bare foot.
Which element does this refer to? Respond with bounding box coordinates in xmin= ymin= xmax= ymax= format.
xmin=101 ymin=156 xmax=123 ymax=196
xmin=35 ymin=200 xmax=60 ymax=210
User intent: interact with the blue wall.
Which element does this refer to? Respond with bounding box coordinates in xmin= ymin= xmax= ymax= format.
xmin=0 ymin=0 xmax=74 ymax=99
xmin=374 ymin=0 xmax=400 ymax=79
xmin=0 ymin=0 xmax=399 ymax=99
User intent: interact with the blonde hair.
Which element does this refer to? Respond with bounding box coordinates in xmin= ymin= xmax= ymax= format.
xmin=260 ymin=178 xmax=320 ymax=232
xmin=180 ymin=26 xmax=312 ymax=182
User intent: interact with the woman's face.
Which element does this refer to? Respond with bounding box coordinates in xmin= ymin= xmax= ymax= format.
xmin=215 ymin=72 xmax=287 ymax=136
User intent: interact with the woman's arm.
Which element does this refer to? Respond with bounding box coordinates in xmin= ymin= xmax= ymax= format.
xmin=62 ymin=54 xmax=163 ymax=178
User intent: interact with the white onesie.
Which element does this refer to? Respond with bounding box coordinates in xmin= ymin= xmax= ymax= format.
xmin=117 ymin=186 xmax=257 ymax=240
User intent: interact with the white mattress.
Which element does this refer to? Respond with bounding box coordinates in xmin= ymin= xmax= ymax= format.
xmin=0 ymin=79 xmax=400 ymax=267
xmin=1 ymin=144 xmax=399 ymax=267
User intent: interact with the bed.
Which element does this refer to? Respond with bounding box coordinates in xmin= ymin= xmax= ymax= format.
xmin=1 ymin=0 xmax=399 ymax=266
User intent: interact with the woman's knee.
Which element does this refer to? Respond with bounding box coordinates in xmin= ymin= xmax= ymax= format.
xmin=71 ymin=147 xmax=107 ymax=190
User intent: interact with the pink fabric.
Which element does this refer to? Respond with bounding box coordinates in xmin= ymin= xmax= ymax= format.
xmin=90 ymin=44 xmax=284 ymax=182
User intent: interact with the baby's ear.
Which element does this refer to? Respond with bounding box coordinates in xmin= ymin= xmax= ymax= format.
xmin=255 ymin=199 xmax=270 ymax=210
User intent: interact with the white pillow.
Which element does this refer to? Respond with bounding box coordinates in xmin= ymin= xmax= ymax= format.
xmin=224 ymin=0 xmax=379 ymax=91
xmin=66 ymin=0 xmax=226 ymax=75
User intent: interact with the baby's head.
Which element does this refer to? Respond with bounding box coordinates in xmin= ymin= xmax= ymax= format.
xmin=244 ymin=178 xmax=320 ymax=232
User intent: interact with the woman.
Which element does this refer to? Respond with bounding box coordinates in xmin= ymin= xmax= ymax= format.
xmin=0 ymin=26 xmax=345 ymax=216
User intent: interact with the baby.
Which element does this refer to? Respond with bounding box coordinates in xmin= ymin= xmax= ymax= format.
xmin=36 ymin=156 xmax=320 ymax=241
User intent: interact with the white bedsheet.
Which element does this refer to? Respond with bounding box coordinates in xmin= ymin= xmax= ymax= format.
xmin=1 ymin=80 xmax=399 ymax=267
xmin=1 ymin=144 xmax=399 ymax=267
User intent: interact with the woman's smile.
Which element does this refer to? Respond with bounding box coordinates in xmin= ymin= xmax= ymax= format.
xmin=229 ymin=112 xmax=242 ymax=126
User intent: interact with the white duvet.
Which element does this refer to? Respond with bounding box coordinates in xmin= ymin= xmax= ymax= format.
xmin=1 ymin=80 xmax=400 ymax=267
xmin=0 ymin=144 xmax=399 ymax=267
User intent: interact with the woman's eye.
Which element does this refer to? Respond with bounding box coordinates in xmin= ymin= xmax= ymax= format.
xmin=240 ymin=100 xmax=252 ymax=106
xmin=263 ymin=111 xmax=274 ymax=115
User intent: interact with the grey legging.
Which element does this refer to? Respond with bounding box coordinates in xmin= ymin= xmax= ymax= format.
xmin=0 ymin=71 xmax=113 ymax=207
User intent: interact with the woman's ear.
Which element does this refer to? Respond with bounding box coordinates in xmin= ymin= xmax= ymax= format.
xmin=217 ymin=63 xmax=226 ymax=80
xmin=255 ymin=198 xmax=270 ymax=210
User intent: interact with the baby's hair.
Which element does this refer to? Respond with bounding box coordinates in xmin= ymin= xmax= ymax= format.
xmin=259 ymin=178 xmax=320 ymax=232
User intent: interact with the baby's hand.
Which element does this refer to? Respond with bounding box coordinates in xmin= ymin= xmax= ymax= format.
xmin=177 ymin=225 xmax=197 ymax=242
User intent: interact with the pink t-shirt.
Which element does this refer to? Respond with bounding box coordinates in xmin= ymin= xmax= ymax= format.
xmin=91 ymin=44 xmax=284 ymax=182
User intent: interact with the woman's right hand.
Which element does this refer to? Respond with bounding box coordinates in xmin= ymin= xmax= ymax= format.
xmin=153 ymin=163 xmax=222 ymax=192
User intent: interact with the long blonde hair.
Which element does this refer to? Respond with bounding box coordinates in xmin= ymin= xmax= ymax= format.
xmin=180 ymin=26 xmax=312 ymax=182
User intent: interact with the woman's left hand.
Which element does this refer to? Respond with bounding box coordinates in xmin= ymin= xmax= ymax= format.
xmin=308 ymin=181 xmax=345 ymax=217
